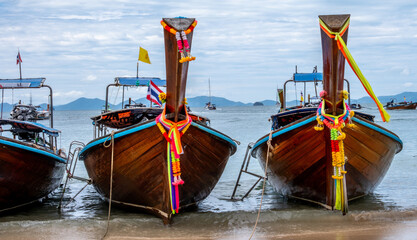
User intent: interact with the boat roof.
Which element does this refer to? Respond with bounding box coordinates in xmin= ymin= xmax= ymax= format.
xmin=115 ymin=77 xmax=166 ymax=87
xmin=0 ymin=119 xmax=60 ymax=136
xmin=0 ymin=78 xmax=45 ymax=89
xmin=293 ymin=73 xmax=323 ymax=82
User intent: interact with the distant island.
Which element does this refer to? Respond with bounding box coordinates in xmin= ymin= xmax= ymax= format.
xmin=0 ymin=92 xmax=415 ymax=111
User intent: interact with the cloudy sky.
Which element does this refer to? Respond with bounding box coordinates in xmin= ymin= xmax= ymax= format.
xmin=0 ymin=0 xmax=415 ymax=105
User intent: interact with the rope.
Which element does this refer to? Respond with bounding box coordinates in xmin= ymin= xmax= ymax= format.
xmin=102 ymin=131 xmax=115 ymax=239
xmin=249 ymin=131 xmax=273 ymax=240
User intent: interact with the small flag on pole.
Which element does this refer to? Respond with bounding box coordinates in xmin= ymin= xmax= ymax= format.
xmin=16 ymin=51 xmax=22 ymax=65
xmin=138 ymin=47 xmax=151 ymax=64
xmin=147 ymin=80 xmax=163 ymax=106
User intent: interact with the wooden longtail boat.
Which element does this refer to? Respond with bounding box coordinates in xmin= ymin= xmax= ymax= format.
xmin=251 ymin=15 xmax=402 ymax=213
xmin=0 ymin=78 xmax=67 ymax=212
xmin=80 ymin=17 xmax=237 ymax=223
xmin=385 ymin=100 xmax=417 ymax=110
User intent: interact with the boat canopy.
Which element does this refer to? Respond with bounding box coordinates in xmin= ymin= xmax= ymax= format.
xmin=0 ymin=78 xmax=45 ymax=89
xmin=0 ymin=119 xmax=60 ymax=137
xmin=293 ymin=73 xmax=323 ymax=82
xmin=115 ymin=77 xmax=166 ymax=87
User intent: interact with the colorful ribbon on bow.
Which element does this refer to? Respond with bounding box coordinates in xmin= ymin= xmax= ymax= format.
xmin=319 ymin=18 xmax=390 ymax=122
xmin=155 ymin=107 xmax=192 ymax=214
xmin=315 ymin=90 xmax=354 ymax=213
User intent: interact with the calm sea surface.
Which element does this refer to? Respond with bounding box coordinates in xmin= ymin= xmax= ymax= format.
xmin=1 ymin=105 xmax=417 ymax=239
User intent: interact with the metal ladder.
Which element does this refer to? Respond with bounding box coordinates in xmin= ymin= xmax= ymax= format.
xmin=58 ymin=140 xmax=91 ymax=210
xmin=231 ymin=142 xmax=267 ymax=200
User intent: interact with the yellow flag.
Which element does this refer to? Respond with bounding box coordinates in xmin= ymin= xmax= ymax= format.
xmin=138 ymin=47 xmax=151 ymax=64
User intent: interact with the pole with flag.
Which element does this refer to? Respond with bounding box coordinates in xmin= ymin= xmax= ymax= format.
xmin=16 ymin=50 xmax=23 ymax=79
xmin=137 ymin=46 xmax=151 ymax=78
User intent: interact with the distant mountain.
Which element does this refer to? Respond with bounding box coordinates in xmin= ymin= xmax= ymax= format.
xmin=51 ymin=92 xmax=417 ymax=110
xmin=259 ymin=100 xmax=277 ymax=106
xmin=55 ymin=97 xmax=115 ymax=111
xmin=355 ymin=92 xmax=417 ymax=104
xmin=186 ymin=96 xmax=248 ymax=107
xmin=0 ymin=103 xmax=13 ymax=114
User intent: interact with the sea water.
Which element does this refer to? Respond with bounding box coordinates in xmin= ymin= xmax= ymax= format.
xmin=0 ymin=105 xmax=417 ymax=239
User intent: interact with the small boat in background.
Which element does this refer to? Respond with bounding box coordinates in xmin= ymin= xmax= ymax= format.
xmin=205 ymin=78 xmax=216 ymax=110
xmin=385 ymin=98 xmax=417 ymax=110
xmin=0 ymin=78 xmax=67 ymax=212
xmin=250 ymin=14 xmax=402 ymax=214
xmin=349 ymin=103 xmax=362 ymax=109
xmin=10 ymin=103 xmax=50 ymax=121
xmin=80 ymin=17 xmax=236 ymax=223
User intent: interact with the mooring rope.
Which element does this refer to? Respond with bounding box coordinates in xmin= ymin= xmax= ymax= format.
xmin=249 ymin=130 xmax=273 ymax=239
xmin=102 ymin=131 xmax=115 ymax=239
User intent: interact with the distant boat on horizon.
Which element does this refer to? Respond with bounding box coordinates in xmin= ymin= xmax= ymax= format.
xmin=205 ymin=77 xmax=216 ymax=110
xmin=385 ymin=98 xmax=417 ymax=110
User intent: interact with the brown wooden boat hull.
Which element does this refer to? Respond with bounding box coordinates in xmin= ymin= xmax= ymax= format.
xmin=252 ymin=115 xmax=402 ymax=207
xmin=385 ymin=102 xmax=417 ymax=110
xmin=80 ymin=120 xmax=236 ymax=223
xmin=0 ymin=136 xmax=66 ymax=211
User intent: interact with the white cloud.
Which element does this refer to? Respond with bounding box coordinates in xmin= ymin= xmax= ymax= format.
xmin=83 ymin=75 xmax=97 ymax=82
xmin=403 ymin=82 xmax=413 ymax=87
xmin=54 ymin=90 xmax=84 ymax=97
xmin=0 ymin=0 xmax=416 ymax=104
xmin=401 ymin=68 xmax=410 ymax=75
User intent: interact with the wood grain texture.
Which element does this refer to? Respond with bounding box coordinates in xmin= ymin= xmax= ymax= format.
xmin=163 ymin=18 xmax=194 ymax=121
xmin=320 ymin=14 xmax=349 ymax=115
xmin=252 ymin=116 xmax=402 ymax=207
xmin=0 ymin=136 xmax=66 ymax=211
xmin=81 ymin=121 xmax=236 ymax=222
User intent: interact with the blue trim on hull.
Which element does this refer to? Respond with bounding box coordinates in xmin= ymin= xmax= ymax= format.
xmin=80 ymin=121 xmax=237 ymax=156
xmin=0 ymin=139 xmax=67 ymax=164
xmin=253 ymin=116 xmax=316 ymax=151
xmin=190 ymin=122 xmax=237 ymax=150
xmin=352 ymin=118 xmax=403 ymax=146
xmin=80 ymin=121 xmax=157 ymax=155
xmin=253 ymin=116 xmax=402 ymax=154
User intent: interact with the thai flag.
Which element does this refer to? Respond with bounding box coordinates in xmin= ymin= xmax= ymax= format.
xmin=147 ymin=80 xmax=164 ymax=106
xmin=16 ymin=51 xmax=22 ymax=65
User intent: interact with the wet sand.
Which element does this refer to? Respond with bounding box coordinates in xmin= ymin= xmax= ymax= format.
xmin=1 ymin=211 xmax=417 ymax=240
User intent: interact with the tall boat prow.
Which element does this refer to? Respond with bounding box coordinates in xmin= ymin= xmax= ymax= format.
xmin=163 ymin=17 xmax=195 ymax=121
xmin=247 ymin=14 xmax=402 ymax=214
xmin=80 ymin=17 xmax=236 ymax=223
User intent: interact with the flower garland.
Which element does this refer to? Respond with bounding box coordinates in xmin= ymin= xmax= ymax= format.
xmin=161 ymin=20 xmax=197 ymax=63
xmin=314 ymin=90 xmax=354 ymax=212
xmin=159 ymin=92 xmax=166 ymax=104
xmin=155 ymin=106 xmax=192 ymax=214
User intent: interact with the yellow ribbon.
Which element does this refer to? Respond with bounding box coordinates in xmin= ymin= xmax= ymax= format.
xmin=319 ymin=18 xmax=390 ymax=122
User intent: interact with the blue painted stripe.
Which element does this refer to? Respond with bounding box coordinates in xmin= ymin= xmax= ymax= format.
xmin=253 ymin=116 xmax=316 ymax=151
xmin=252 ymin=116 xmax=403 ymax=152
xmin=0 ymin=139 xmax=67 ymax=164
xmin=80 ymin=121 xmax=237 ymax=156
xmin=80 ymin=121 xmax=157 ymax=155
xmin=352 ymin=118 xmax=403 ymax=146
xmin=190 ymin=122 xmax=237 ymax=149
